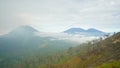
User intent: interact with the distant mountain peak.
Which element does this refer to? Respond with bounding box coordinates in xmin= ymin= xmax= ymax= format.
xmin=7 ymin=25 xmax=38 ymax=36
xmin=64 ymin=27 xmax=106 ymax=36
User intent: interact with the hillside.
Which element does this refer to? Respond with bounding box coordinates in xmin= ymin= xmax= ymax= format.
xmin=39 ymin=32 xmax=120 ymax=68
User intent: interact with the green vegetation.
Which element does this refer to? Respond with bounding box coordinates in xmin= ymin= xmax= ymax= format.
xmin=97 ymin=61 xmax=120 ymax=68
xmin=40 ymin=32 xmax=120 ymax=68
xmin=0 ymin=32 xmax=120 ymax=68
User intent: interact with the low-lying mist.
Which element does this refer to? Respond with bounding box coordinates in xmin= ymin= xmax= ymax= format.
xmin=36 ymin=32 xmax=100 ymax=44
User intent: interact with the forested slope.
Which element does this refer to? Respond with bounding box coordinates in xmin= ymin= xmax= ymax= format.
xmin=41 ymin=32 xmax=120 ymax=68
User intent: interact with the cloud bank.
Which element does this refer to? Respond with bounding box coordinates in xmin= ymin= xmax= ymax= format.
xmin=36 ymin=32 xmax=99 ymax=44
xmin=0 ymin=0 xmax=120 ymax=34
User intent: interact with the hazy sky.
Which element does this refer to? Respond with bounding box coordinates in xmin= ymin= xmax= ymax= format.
xmin=0 ymin=0 xmax=120 ymax=34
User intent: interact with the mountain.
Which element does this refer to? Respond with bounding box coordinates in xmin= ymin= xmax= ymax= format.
xmin=0 ymin=26 xmax=75 ymax=57
xmin=86 ymin=28 xmax=106 ymax=36
xmin=64 ymin=28 xmax=106 ymax=36
xmin=6 ymin=25 xmax=38 ymax=37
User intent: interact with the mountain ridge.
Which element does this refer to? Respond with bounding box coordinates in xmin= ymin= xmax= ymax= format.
xmin=64 ymin=27 xmax=106 ymax=36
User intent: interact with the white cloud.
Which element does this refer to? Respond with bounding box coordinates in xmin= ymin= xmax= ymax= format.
xmin=36 ymin=32 xmax=99 ymax=44
xmin=0 ymin=0 xmax=120 ymax=33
